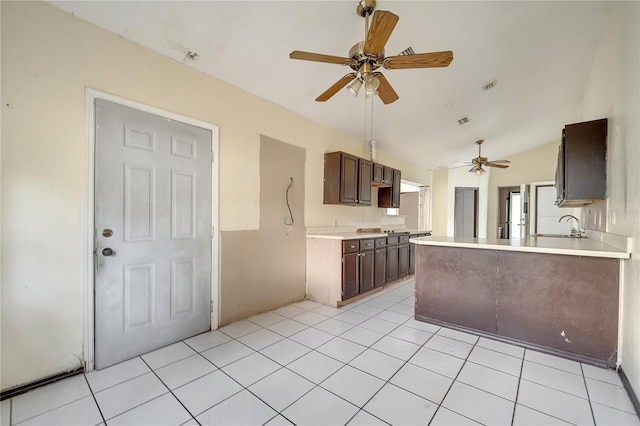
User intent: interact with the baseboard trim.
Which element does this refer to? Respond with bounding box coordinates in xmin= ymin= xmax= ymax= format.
xmin=619 ymin=366 xmax=640 ymax=418
xmin=0 ymin=367 xmax=84 ymax=401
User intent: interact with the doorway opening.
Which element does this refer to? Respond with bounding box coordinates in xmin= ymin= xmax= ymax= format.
xmin=497 ymin=186 xmax=520 ymax=239
xmin=397 ymin=181 xmax=431 ymax=231
xmin=454 ymin=187 xmax=478 ymax=238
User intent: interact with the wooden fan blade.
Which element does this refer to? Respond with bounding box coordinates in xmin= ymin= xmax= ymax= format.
xmin=384 ymin=51 xmax=453 ymax=70
xmin=289 ymin=50 xmax=352 ymax=66
xmin=373 ymin=72 xmax=399 ymax=104
xmin=485 ymin=162 xmax=509 ymax=169
xmin=485 ymin=159 xmax=511 ymax=164
xmin=364 ymin=11 xmax=399 ymax=56
xmin=315 ymin=74 xmax=357 ymax=102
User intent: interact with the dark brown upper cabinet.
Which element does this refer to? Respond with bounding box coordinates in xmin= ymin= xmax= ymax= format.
xmin=358 ymin=159 xmax=373 ymax=205
xmin=372 ymin=163 xmax=392 ymax=187
xmin=324 ymin=151 xmax=372 ymax=206
xmin=382 ymin=166 xmax=394 ymax=186
xmin=372 ymin=163 xmax=384 ymax=185
xmin=555 ymin=118 xmax=607 ymax=207
xmin=378 ymin=168 xmax=401 ymax=208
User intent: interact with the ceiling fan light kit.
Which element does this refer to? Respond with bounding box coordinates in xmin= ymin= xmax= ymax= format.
xmin=347 ymin=78 xmax=363 ymax=96
xmin=289 ymin=0 xmax=453 ymax=104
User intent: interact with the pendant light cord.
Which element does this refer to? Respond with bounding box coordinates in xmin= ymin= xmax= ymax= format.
xmin=370 ymin=95 xmax=374 ymax=142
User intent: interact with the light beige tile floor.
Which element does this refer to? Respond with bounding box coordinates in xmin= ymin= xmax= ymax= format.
xmin=2 ymin=279 xmax=639 ymax=425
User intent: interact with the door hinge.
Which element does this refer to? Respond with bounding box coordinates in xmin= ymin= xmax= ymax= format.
xmin=210 ymin=301 xmax=214 ymax=313
xmin=211 ymin=151 xmax=215 ymax=163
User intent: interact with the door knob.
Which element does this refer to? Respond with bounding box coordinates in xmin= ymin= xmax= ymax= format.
xmin=101 ymin=248 xmax=115 ymax=256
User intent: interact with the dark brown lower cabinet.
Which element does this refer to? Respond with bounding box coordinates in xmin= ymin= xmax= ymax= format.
xmin=342 ymin=252 xmax=359 ymax=300
xmin=409 ymin=243 xmax=416 ymax=275
xmin=374 ymin=248 xmax=386 ymax=287
xmin=359 ymin=250 xmax=375 ymax=293
xmin=398 ymin=244 xmax=409 ymax=277
xmin=386 ymin=245 xmax=398 ymax=281
xmin=409 ymin=233 xmax=430 ymax=275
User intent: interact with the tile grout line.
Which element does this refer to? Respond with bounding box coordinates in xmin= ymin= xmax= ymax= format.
xmin=515 ymin=351 xmax=600 ymax=425
xmin=8 ymin=382 xmax=95 ymax=425
xmin=427 ymin=335 xmax=482 ymax=425
xmin=509 ymin=347 xmax=527 ymax=425
xmin=83 ymin=374 xmax=107 ymax=426
xmin=581 ymin=363 xmax=598 ymax=425
xmin=136 ymin=357 xmax=202 ymax=425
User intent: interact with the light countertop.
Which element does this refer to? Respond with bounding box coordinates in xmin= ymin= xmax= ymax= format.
xmin=307 ymin=232 xmax=388 ymax=240
xmin=307 ymin=230 xmax=432 ymax=240
xmin=410 ymin=235 xmax=630 ymax=259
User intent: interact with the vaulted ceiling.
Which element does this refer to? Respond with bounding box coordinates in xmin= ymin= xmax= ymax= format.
xmin=49 ymin=1 xmax=612 ymax=170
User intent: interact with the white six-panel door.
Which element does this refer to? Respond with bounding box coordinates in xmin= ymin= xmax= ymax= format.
xmin=94 ymin=99 xmax=212 ymax=369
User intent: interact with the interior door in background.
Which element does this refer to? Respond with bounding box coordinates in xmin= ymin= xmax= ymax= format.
xmin=94 ymin=99 xmax=212 ymax=369
xmin=508 ymin=192 xmax=522 ymax=239
xmin=454 ymin=187 xmax=478 ymax=238
xmin=519 ymin=183 xmax=530 ymax=239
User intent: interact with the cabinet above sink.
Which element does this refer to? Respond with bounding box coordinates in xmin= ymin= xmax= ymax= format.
xmin=555 ymin=118 xmax=607 ymax=207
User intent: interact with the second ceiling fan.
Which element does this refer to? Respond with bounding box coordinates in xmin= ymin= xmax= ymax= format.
xmin=468 ymin=140 xmax=511 ymax=175
xmin=289 ymin=0 xmax=453 ymax=104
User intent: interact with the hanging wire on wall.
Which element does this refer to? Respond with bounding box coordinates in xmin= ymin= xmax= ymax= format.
xmin=284 ymin=177 xmax=294 ymax=234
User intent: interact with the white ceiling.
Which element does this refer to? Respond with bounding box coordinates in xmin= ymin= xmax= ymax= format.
xmin=49 ymin=1 xmax=612 ymax=170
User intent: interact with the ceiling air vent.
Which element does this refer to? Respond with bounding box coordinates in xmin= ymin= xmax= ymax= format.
xmin=398 ymin=46 xmax=416 ymax=56
xmin=482 ymin=79 xmax=497 ymax=91
xmin=458 ymin=116 xmax=470 ymax=125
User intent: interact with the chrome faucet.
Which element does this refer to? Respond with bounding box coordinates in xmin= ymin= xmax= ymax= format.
xmin=559 ymin=215 xmax=583 ymax=237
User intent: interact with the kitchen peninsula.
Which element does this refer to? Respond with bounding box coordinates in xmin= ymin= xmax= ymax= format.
xmin=411 ymin=234 xmax=630 ymax=367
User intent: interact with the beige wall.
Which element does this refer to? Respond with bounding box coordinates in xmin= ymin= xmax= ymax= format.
xmin=220 ymin=136 xmax=306 ymax=324
xmin=486 ymin=142 xmax=560 ymax=239
xmin=579 ymin=2 xmax=640 ymax=399
xmin=399 ymin=192 xmax=419 ymax=229
xmin=0 ymin=1 xmax=431 ymax=390
xmin=430 ymin=168 xmax=448 ymax=236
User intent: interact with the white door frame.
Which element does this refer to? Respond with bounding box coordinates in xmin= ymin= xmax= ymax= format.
xmin=83 ymin=88 xmax=220 ymax=372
